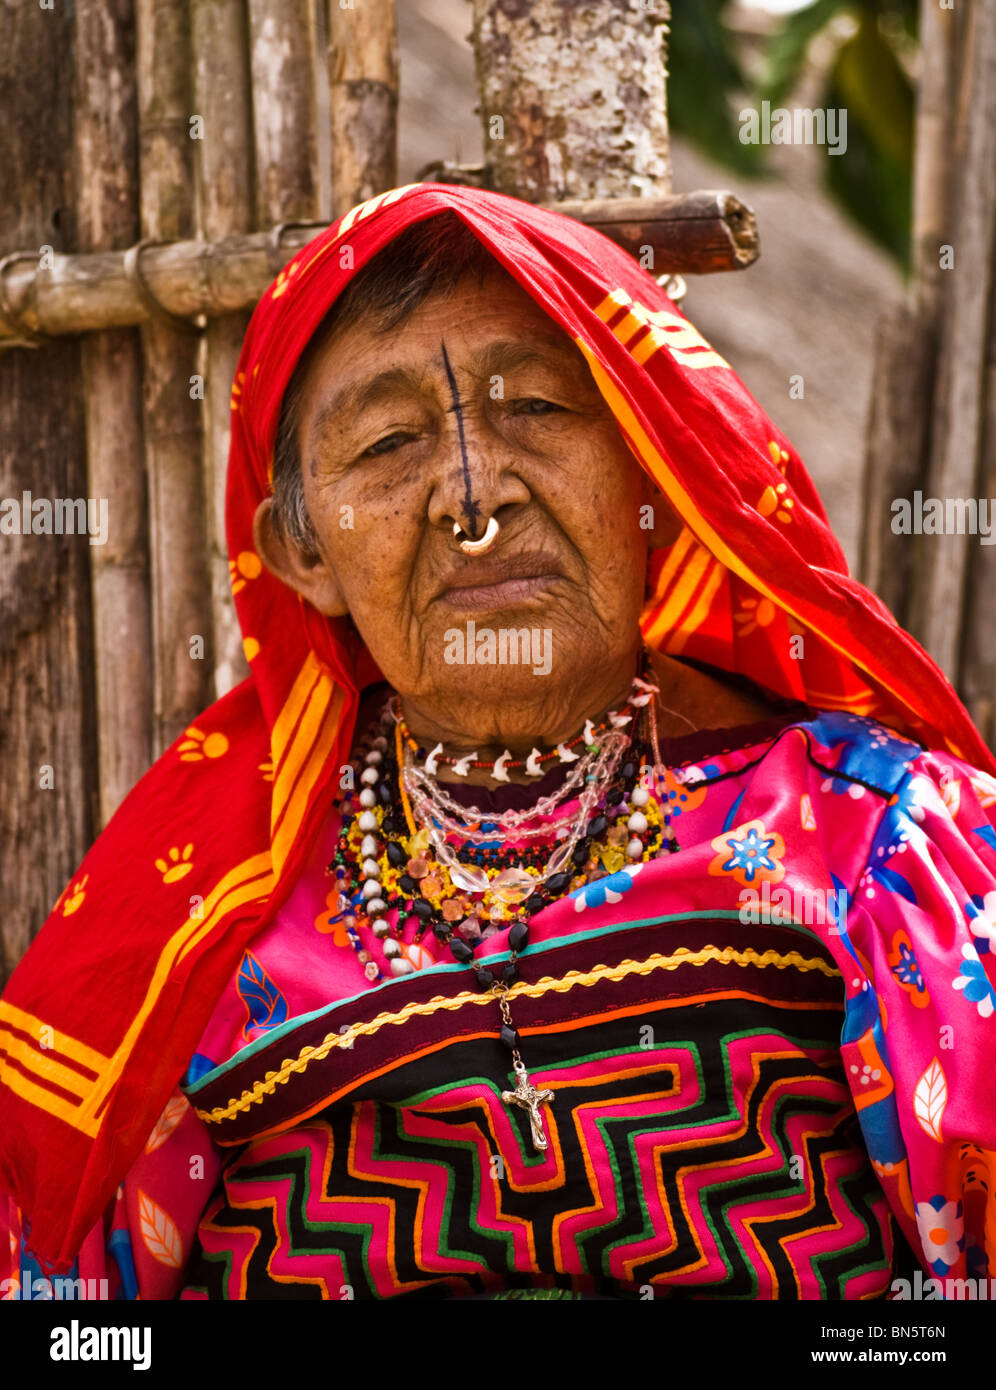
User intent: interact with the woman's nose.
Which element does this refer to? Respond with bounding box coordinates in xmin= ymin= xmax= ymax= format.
xmin=426 ymin=412 xmax=532 ymax=540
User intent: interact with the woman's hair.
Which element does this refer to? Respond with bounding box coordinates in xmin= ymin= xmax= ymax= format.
xmin=269 ymin=210 xmax=501 ymax=555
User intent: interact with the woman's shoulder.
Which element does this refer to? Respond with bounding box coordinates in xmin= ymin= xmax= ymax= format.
xmin=649 ymin=644 xmax=989 ymax=811
xmin=789 ymin=710 xmax=924 ymax=795
xmin=788 ymin=709 xmax=996 ymax=819
xmin=646 ymin=649 xmax=922 ymax=792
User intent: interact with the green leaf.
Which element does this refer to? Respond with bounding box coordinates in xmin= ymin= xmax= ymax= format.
xmin=832 ymin=11 xmax=914 ymax=166
xmin=667 ymin=0 xmax=766 ymax=174
xmin=761 ymin=0 xmax=854 ymax=106
xmin=819 ymin=21 xmax=913 ymax=268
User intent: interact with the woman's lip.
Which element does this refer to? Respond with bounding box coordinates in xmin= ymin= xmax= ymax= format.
xmin=437 ymin=573 xmax=560 ymax=611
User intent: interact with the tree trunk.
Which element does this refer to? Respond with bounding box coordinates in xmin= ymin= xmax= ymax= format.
xmin=0 ymin=6 xmax=96 ymax=987
xmin=470 ymin=0 xmax=671 ymax=203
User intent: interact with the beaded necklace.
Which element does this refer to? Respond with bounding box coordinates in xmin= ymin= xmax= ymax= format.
xmin=325 ymin=672 xmax=680 ymax=1150
xmin=393 ymin=679 xmax=659 ymax=779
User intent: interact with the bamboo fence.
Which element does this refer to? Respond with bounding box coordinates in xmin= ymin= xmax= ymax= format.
xmin=191 ymin=0 xmax=254 ymax=702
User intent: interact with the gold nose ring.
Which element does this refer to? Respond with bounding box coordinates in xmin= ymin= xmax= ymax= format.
xmin=453 ymin=516 xmax=500 ymax=556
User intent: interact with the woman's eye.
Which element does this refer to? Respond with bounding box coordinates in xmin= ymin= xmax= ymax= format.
xmin=362 ymin=431 xmax=414 ymax=458
xmin=510 ymin=398 xmax=563 ymax=416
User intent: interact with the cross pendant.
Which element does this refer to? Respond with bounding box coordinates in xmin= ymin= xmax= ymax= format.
xmin=501 ymin=1060 xmax=555 ymax=1151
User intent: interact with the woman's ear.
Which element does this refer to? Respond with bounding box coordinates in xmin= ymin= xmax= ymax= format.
xmin=641 ymin=478 xmax=684 ymax=548
xmin=252 ymin=498 xmax=349 ymax=616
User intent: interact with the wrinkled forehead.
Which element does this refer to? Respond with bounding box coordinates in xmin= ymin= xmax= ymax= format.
xmin=291 ymin=268 xmax=600 ymax=431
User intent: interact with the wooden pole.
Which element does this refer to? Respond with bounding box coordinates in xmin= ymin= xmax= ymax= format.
xmin=912 ymin=0 xmax=959 ymax=322
xmin=859 ymin=0 xmax=957 ymax=611
xmin=0 ymin=5 xmax=96 ymax=985
xmin=470 ymin=0 xmax=671 ymax=203
xmin=136 ymin=0 xmax=213 ymax=755
xmin=0 ymin=190 xmax=754 ymax=346
xmin=328 ymin=0 xmax=398 ymax=218
xmin=859 ymin=0 xmax=995 ymax=747
xmin=856 ymin=302 xmax=930 ymax=619
xmin=960 ymin=297 xmax=996 ymax=744
xmin=248 ymin=0 xmax=320 ymax=226
xmin=74 ymin=0 xmax=154 ymax=827
xmin=914 ymin=0 xmax=996 ymax=681
xmin=191 ymin=0 xmax=254 ymax=699
xmin=549 ymin=191 xmax=756 ymax=271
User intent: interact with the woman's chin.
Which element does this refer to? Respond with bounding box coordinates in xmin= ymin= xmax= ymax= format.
xmin=430 ymin=664 xmax=561 ymax=708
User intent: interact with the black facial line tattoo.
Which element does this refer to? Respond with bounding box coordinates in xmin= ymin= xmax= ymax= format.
xmin=440 ymin=340 xmax=481 ymax=539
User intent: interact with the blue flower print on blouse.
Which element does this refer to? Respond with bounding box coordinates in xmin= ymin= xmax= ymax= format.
xmin=891 ymin=939 xmax=925 ymax=992
xmin=570 ymin=863 xmax=644 ymax=913
xmin=953 ymin=942 xmax=996 ymax=1019
xmin=807 ymin=712 xmax=918 ymax=796
xmin=966 ymin=891 xmax=996 ymax=956
xmin=855 ymin=772 xmax=930 ymax=909
xmin=721 ymin=826 xmax=780 ymax=883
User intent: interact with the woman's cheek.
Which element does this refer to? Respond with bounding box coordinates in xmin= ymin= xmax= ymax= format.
xmin=336 ymin=504 xmax=423 ymax=602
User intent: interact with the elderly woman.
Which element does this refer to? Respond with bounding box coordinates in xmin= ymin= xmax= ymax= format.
xmin=2 ymin=185 xmax=995 ymax=1302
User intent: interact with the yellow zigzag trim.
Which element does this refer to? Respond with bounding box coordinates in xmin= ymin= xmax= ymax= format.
xmin=195 ymin=945 xmax=840 ymax=1126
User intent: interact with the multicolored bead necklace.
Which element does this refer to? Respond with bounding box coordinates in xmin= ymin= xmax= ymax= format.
xmin=325 ymin=670 xmax=679 ymax=1149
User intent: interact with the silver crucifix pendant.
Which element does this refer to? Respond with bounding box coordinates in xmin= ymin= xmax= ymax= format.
xmin=501 ymin=1058 xmax=555 ymax=1151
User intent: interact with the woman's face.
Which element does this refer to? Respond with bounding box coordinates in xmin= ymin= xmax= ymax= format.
xmin=256 ymin=268 xmax=675 ymax=740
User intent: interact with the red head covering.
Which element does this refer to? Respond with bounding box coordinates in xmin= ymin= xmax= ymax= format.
xmin=1 ymin=183 xmax=990 ymax=1270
